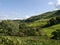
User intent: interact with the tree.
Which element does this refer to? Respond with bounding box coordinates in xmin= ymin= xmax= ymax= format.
xmin=1 ymin=20 xmax=19 ymax=36
xmin=51 ymin=29 xmax=60 ymax=40
xmin=56 ymin=16 xmax=60 ymax=23
xmin=48 ymin=18 xmax=56 ymax=26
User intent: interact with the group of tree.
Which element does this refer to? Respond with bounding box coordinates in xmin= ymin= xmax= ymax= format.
xmin=42 ymin=16 xmax=60 ymax=28
xmin=51 ymin=29 xmax=60 ymax=40
xmin=41 ymin=16 xmax=60 ymax=40
xmin=0 ymin=20 xmax=44 ymax=36
xmin=0 ymin=16 xmax=60 ymax=39
xmin=0 ymin=20 xmax=19 ymax=36
xmin=48 ymin=16 xmax=60 ymax=26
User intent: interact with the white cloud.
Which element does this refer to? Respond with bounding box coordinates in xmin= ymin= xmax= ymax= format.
xmin=0 ymin=11 xmax=30 ymax=20
xmin=56 ymin=0 xmax=60 ymax=10
xmin=0 ymin=15 xmax=8 ymax=20
xmin=48 ymin=2 xmax=54 ymax=5
xmin=53 ymin=8 xmax=59 ymax=11
xmin=56 ymin=0 xmax=60 ymax=5
xmin=25 ymin=15 xmax=30 ymax=18
xmin=0 ymin=11 xmax=21 ymax=20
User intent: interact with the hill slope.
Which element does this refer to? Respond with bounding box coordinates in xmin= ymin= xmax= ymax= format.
xmin=25 ymin=10 xmax=60 ymax=37
xmin=25 ymin=10 xmax=60 ymax=22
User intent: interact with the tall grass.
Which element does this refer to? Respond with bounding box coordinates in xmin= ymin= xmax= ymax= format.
xmin=0 ymin=36 xmax=60 ymax=45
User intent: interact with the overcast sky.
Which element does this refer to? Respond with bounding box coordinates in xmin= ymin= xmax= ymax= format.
xmin=0 ymin=0 xmax=59 ymax=20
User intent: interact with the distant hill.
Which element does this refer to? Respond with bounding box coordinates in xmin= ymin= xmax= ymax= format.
xmin=0 ymin=10 xmax=60 ymax=37
xmin=25 ymin=10 xmax=60 ymax=22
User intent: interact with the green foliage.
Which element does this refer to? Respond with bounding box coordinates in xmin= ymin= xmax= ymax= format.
xmin=48 ymin=18 xmax=57 ymax=26
xmin=42 ymin=16 xmax=60 ymax=28
xmin=0 ymin=10 xmax=60 ymax=44
xmin=51 ymin=29 xmax=60 ymax=40
xmin=0 ymin=20 xmax=44 ymax=36
xmin=43 ymin=24 xmax=60 ymax=37
xmin=0 ymin=20 xmax=19 ymax=36
xmin=56 ymin=16 xmax=60 ymax=23
xmin=0 ymin=36 xmax=60 ymax=45
xmin=0 ymin=37 xmax=14 ymax=45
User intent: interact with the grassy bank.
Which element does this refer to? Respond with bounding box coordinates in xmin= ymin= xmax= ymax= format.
xmin=0 ymin=36 xmax=60 ymax=45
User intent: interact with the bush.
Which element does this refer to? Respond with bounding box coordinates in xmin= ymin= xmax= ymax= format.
xmin=51 ymin=29 xmax=60 ymax=40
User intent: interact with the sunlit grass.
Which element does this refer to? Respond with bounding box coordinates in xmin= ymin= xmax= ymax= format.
xmin=0 ymin=36 xmax=60 ymax=45
xmin=43 ymin=24 xmax=60 ymax=37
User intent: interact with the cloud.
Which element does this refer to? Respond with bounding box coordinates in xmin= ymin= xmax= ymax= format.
xmin=53 ymin=8 xmax=59 ymax=11
xmin=0 ymin=11 xmax=31 ymax=20
xmin=56 ymin=0 xmax=60 ymax=5
xmin=56 ymin=0 xmax=60 ymax=10
xmin=0 ymin=11 xmax=21 ymax=20
xmin=0 ymin=15 xmax=8 ymax=20
xmin=25 ymin=15 xmax=30 ymax=18
xmin=48 ymin=2 xmax=54 ymax=5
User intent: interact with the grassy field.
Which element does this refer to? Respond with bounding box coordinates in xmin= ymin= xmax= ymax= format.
xmin=28 ymin=19 xmax=60 ymax=37
xmin=29 ymin=20 xmax=47 ymax=27
xmin=0 ymin=36 xmax=60 ymax=45
xmin=43 ymin=24 xmax=60 ymax=37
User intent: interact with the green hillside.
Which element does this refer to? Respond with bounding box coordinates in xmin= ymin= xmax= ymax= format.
xmin=0 ymin=10 xmax=60 ymax=45
xmin=25 ymin=10 xmax=60 ymax=38
xmin=29 ymin=20 xmax=47 ymax=27
xmin=25 ymin=10 xmax=60 ymax=22
xmin=43 ymin=24 xmax=60 ymax=37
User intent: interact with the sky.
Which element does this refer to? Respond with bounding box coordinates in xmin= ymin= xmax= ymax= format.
xmin=0 ymin=0 xmax=59 ymax=20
